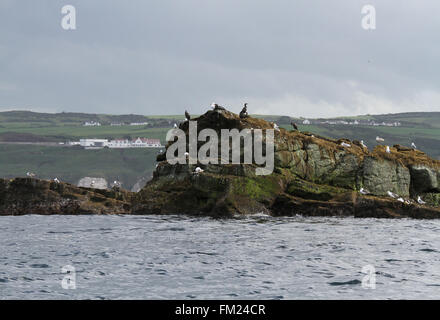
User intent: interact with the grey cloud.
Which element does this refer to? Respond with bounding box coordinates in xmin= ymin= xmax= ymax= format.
xmin=0 ymin=0 xmax=439 ymax=116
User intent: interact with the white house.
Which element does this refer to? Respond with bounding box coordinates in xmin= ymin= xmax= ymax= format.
xmin=129 ymin=122 xmax=149 ymax=126
xmin=79 ymin=139 xmax=108 ymax=147
xmin=131 ymin=137 xmax=162 ymax=148
xmin=83 ymin=121 xmax=101 ymax=127
xmin=107 ymin=139 xmax=131 ymax=148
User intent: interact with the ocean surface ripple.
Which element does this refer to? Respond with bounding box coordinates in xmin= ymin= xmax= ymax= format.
xmin=0 ymin=214 xmax=439 ymax=299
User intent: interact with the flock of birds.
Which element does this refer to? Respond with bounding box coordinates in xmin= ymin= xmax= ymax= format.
xmin=359 ymin=187 xmax=426 ymax=205
xmin=25 ymin=172 xmax=122 ymax=189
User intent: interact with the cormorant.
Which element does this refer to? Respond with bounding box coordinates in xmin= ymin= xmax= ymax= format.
xmin=290 ymin=121 xmax=298 ymax=131
xmin=239 ymin=103 xmax=248 ymax=119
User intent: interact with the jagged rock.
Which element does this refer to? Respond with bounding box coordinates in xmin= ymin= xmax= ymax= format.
xmin=77 ymin=177 xmax=108 ymax=189
xmin=131 ymin=108 xmax=440 ymax=218
xmin=0 ymin=178 xmax=131 ymax=215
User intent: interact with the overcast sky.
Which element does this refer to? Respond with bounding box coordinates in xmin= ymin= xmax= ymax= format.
xmin=0 ymin=0 xmax=439 ymax=117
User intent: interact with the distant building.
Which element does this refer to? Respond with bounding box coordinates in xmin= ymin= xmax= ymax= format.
xmin=78 ymin=139 xmax=108 ymax=147
xmin=83 ymin=121 xmax=101 ymax=127
xmin=70 ymin=137 xmax=163 ymax=149
xmin=131 ymin=137 xmax=162 ymax=148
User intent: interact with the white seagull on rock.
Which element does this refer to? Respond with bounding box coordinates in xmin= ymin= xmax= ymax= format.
xmin=360 ymin=140 xmax=367 ymax=149
xmin=194 ymin=167 xmax=204 ymax=174
xmin=397 ymin=197 xmax=405 ymax=203
xmin=411 ymin=142 xmax=417 ymax=149
xmin=376 ymin=136 xmax=385 ymax=143
xmin=26 ymin=172 xmax=36 ymax=178
xmin=386 ymin=146 xmax=391 ymax=153
xmin=273 ymin=123 xmax=280 ymax=131
xmin=387 ymin=191 xmax=398 ymax=199
xmin=417 ymin=196 xmax=426 ymax=205
xmin=53 ymin=178 xmax=60 ymax=183
xmin=359 ymin=188 xmax=370 ymax=195
xmin=340 ymin=142 xmax=351 ymax=148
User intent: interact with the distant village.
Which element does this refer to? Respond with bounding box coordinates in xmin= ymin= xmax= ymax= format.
xmin=68 ymin=137 xmax=163 ymax=149
xmin=301 ymin=119 xmax=401 ymax=127
xmin=83 ymin=121 xmax=150 ymax=127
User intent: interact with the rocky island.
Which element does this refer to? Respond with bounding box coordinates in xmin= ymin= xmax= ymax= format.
xmin=1 ymin=108 xmax=440 ymax=218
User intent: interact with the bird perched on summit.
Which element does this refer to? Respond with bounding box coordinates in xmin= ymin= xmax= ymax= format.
xmin=359 ymin=188 xmax=370 ymax=195
xmin=291 ymin=121 xmax=298 ymax=131
xmin=185 ymin=110 xmax=191 ymax=121
xmin=411 ymin=142 xmax=417 ymax=150
xmin=386 ymin=146 xmax=391 ymax=153
xmin=239 ymin=103 xmax=248 ymax=119
xmin=376 ymin=136 xmax=385 ymax=143
xmin=273 ymin=123 xmax=280 ymax=131
xmin=211 ymin=103 xmax=226 ymax=111
xmin=26 ymin=172 xmax=36 ymax=178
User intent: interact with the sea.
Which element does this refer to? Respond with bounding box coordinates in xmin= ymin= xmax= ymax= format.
xmin=0 ymin=214 xmax=439 ymax=299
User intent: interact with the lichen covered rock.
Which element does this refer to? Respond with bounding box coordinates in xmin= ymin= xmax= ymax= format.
xmin=133 ymin=108 xmax=440 ymax=218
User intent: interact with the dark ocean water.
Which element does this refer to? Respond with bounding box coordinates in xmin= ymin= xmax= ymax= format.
xmin=0 ymin=214 xmax=439 ymax=299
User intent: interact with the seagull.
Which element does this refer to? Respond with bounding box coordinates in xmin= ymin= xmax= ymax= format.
xmin=53 ymin=178 xmax=60 ymax=183
xmin=173 ymin=123 xmax=178 ymax=128
xmin=397 ymin=197 xmax=405 ymax=203
xmin=291 ymin=121 xmax=298 ymax=131
xmin=91 ymin=180 xmax=95 ymax=187
xmin=359 ymin=188 xmax=370 ymax=195
xmin=184 ymin=110 xmax=191 ymax=121
xmin=194 ymin=167 xmax=204 ymax=174
xmin=386 ymin=146 xmax=391 ymax=153
xmin=273 ymin=123 xmax=280 ymax=131
xmin=376 ymin=136 xmax=385 ymax=143
xmin=411 ymin=142 xmax=417 ymax=149
xmin=340 ymin=142 xmax=351 ymax=148
xmin=387 ymin=191 xmax=398 ymax=199
xmin=417 ymin=196 xmax=426 ymax=205
xmin=26 ymin=172 xmax=36 ymax=178
xmin=360 ymin=140 xmax=367 ymax=149
xmin=184 ymin=152 xmax=189 ymax=157
xmin=239 ymin=103 xmax=248 ymax=119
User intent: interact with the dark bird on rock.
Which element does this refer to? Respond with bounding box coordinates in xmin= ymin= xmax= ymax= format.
xmin=185 ymin=110 xmax=191 ymax=121
xmin=239 ymin=103 xmax=248 ymax=119
xmin=211 ymin=103 xmax=226 ymax=111
xmin=291 ymin=121 xmax=298 ymax=131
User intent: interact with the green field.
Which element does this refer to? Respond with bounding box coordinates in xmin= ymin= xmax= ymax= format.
xmin=0 ymin=145 xmax=159 ymax=190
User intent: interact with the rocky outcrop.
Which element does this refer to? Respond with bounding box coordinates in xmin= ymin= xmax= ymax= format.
xmin=0 ymin=178 xmax=131 ymax=215
xmin=2 ymin=109 xmax=440 ymax=218
xmin=132 ymin=108 xmax=440 ymax=218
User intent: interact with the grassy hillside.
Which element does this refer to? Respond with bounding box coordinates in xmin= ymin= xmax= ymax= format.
xmin=0 ymin=145 xmax=160 ymax=190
